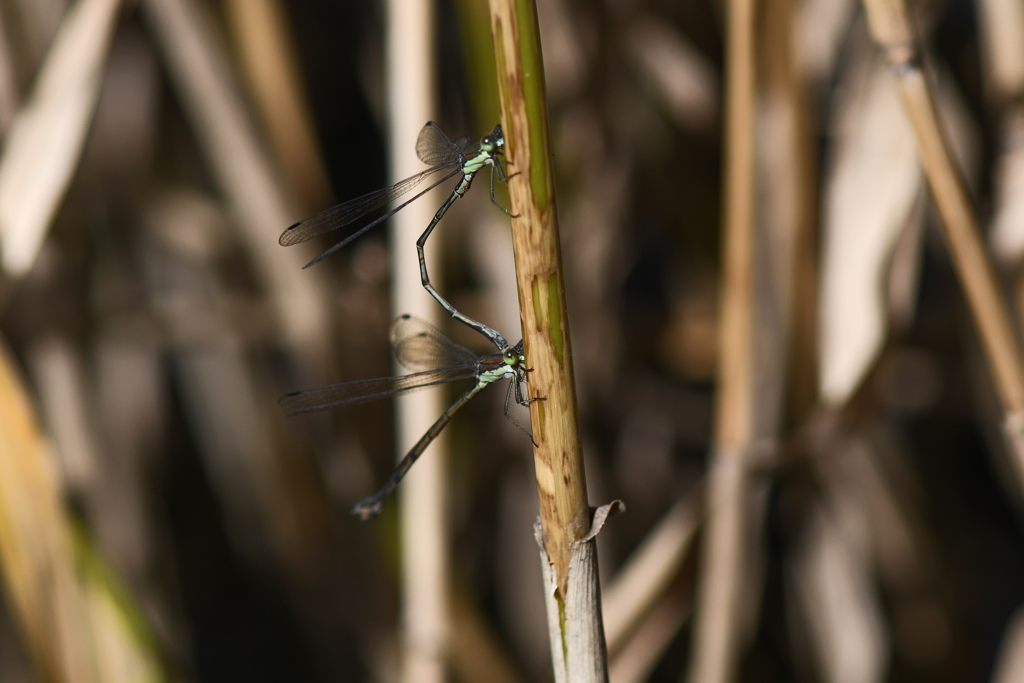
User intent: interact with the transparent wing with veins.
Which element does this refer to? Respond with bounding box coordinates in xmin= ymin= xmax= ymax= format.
xmin=389 ymin=314 xmax=480 ymax=373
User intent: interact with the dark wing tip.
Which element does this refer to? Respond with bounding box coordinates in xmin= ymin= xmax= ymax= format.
xmin=278 ymin=221 xmax=302 ymax=246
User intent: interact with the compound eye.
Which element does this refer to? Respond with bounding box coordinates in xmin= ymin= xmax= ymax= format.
xmin=503 ymin=350 xmax=517 ymax=365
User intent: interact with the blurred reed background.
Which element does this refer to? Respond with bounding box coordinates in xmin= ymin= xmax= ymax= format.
xmin=0 ymin=0 xmax=1022 ymax=681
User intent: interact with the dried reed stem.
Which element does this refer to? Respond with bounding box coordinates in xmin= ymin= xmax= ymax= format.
xmin=687 ymin=0 xmax=758 ymax=682
xmin=385 ymin=0 xmax=450 ymax=681
xmin=488 ymin=0 xmax=606 ymax=680
xmin=860 ymin=0 xmax=1024 ymax=479
xmin=223 ymin=0 xmax=331 ymax=213
xmin=603 ymin=494 xmax=702 ymax=657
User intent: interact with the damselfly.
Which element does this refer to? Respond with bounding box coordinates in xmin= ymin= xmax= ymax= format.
xmin=279 ymin=123 xmax=512 ymax=351
xmin=279 ymin=314 xmax=530 ymax=520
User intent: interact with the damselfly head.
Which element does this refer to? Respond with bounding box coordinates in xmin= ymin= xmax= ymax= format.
xmin=481 ymin=124 xmax=504 ymax=153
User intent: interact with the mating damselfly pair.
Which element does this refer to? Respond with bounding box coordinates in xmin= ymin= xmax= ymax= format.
xmin=277 ymin=122 xmax=533 ymax=520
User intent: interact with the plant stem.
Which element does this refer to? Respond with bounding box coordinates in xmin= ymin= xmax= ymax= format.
xmin=687 ymin=0 xmax=758 ymax=681
xmin=860 ymin=0 xmax=1024 ymax=478
xmin=487 ymin=1 xmax=607 ymax=680
xmin=487 ymin=0 xmax=589 ymax=598
xmin=384 ymin=0 xmax=449 ymax=681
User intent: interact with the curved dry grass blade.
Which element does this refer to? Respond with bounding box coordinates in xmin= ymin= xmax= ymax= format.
xmin=819 ymin=59 xmax=922 ymax=406
xmin=0 ymin=334 xmax=164 ymax=682
xmin=603 ymin=494 xmax=702 ymax=656
xmin=0 ymin=0 xmax=122 ymax=277
xmin=0 ymin=336 xmax=87 ymax=680
xmin=989 ymin=114 xmax=1024 ymax=263
xmin=787 ymin=501 xmax=887 ymax=683
xmin=26 ymin=336 xmax=97 ymax=493
xmin=604 ymin=493 xmax=701 ymax=680
xmin=980 ymin=0 xmax=1024 ymax=264
xmin=607 ymin=583 xmax=691 ymax=683
xmin=993 ymin=606 xmax=1024 ymax=683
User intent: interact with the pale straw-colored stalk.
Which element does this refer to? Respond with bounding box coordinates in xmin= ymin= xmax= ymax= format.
xmin=686 ymin=0 xmax=758 ymax=681
xmin=860 ymin=0 xmax=1024 ymax=485
xmin=385 ymin=1 xmax=449 ymax=682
